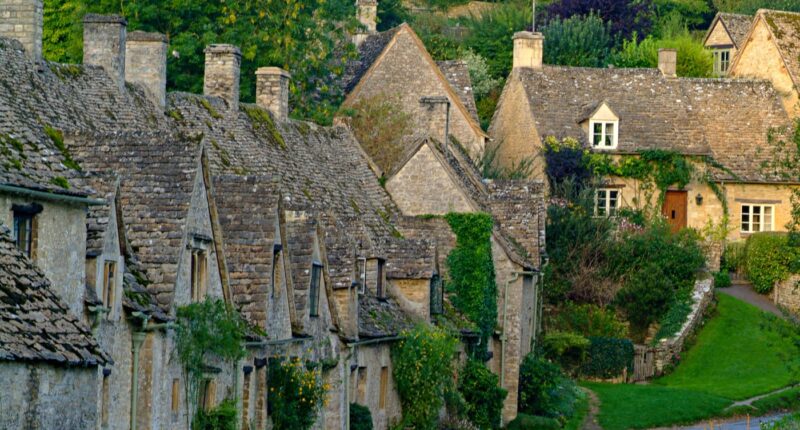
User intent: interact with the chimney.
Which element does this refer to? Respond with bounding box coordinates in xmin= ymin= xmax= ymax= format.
xmin=353 ymin=0 xmax=378 ymax=47
xmin=256 ymin=67 xmax=291 ymax=121
xmin=658 ymin=48 xmax=677 ymax=78
xmin=513 ymin=31 xmax=544 ymax=71
xmin=83 ymin=14 xmax=127 ymax=92
xmin=203 ymin=44 xmax=241 ymax=111
xmin=0 ymin=0 xmax=43 ymax=62
xmin=125 ymin=31 xmax=167 ymax=110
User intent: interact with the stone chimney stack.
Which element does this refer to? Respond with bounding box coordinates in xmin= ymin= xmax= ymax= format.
xmin=204 ymin=44 xmax=241 ymax=111
xmin=125 ymin=31 xmax=168 ymax=110
xmin=513 ymin=31 xmax=544 ymax=71
xmin=83 ymin=14 xmax=127 ymax=92
xmin=658 ymin=48 xmax=677 ymax=78
xmin=353 ymin=0 xmax=378 ymax=47
xmin=0 ymin=0 xmax=42 ymax=62
xmin=256 ymin=67 xmax=291 ymax=121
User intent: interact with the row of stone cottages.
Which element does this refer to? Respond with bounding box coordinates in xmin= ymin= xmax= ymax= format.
xmin=491 ymin=10 xmax=800 ymax=267
xmin=0 ymin=3 xmax=546 ymax=430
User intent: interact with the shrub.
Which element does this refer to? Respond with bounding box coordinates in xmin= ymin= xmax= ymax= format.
xmin=458 ymin=360 xmax=507 ymax=429
xmin=760 ymin=412 xmax=800 ymax=430
xmin=547 ymin=302 xmax=627 ymax=338
xmin=610 ymin=33 xmax=713 ymax=78
xmin=267 ymin=357 xmax=328 ymax=430
xmin=463 ymin=3 xmax=532 ymax=79
xmin=542 ymin=136 xmax=592 ymax=194
xmin=346 ymin=94 xmax=412 ymax=174
xmin=193 ymin=398 xmax=238 ymax=430
xmin=506 ymin=414 xmax=561 ymax=430
xmin=714 ymin=271 xmax=732 ymax=288
xmin=518 ymin=354 xmax=580 ymax=422
xmin=580 ymin=337 xmax=634 ymax=379
xmin=542 ymin=14 xmax=613 ymax=68
xmin=349 ymin=403 xmax=373 ymax=430
xmin=392 ymin=325 xmax=459 ymax=430
xmin=614 ymin=263 xmax=676 ymax=336
xmin=540 ymin=332 xmax=590 ymax=375
xmin=546 ymin=0 xmax=654 ymax=41
xmin=745 ymin=233 xmax=794 ymax=294
xmin=722 ymin=241 xmax=746 ymax=273
xmin=461 ymin=50 xmax=500 ymax=100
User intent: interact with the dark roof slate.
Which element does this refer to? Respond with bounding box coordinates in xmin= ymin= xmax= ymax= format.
xmin=756 ymin=10 xmax=800 ymax=88
xmin=342 ymin=27 xmax=402 ymax=94
xmin=0 ymin=227 xmax=109 ymax=366
xmin=718 ymin=13 xmax=753 ymax=48
xmin=358 ymin=293 xmax=414 ymax=339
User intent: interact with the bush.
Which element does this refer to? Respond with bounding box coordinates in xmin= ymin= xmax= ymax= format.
xmin=392 ymin=325 xmax=459 ymax=430
xmin=350 ymin=403 xmax=373 ymax=430
xmin=610 ymin=33 xmax=713 ymax=78
xmin=193 ymin=398 xmax=238 ymax=430
xmin=267 ymin=358 xmax=328 ymax=430
xmin=518 ymin=354 xmax=580 ymax=422
xmin=506 ymin=414 xmax=561 ymax=430
xmin=542 ymin=136 xmax=592 ymax=194
xmin=540 ymin=332 xmax=590 ymax=375
xmin=614 ymin=263 xmax=676 ymax=336
xmin=714 ymin=271 xmax=732 ymax=289
xmin=458 ymin=360 xmax=507 ymax=429
xmin=745 ymin=233 xmax=794 ymax=294
xmin=722 ymin=241 xmax=746 ymax=273
xmin=542 ymin=14 xmax=613 ymax=68
xmin=580 ymin=337 xmax=634 ymax=379
xmin=547 ymin=302 xmax=627 ymax=338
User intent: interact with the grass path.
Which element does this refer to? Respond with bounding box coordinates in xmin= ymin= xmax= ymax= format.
xmin=585 ymin=294 xmax=800 ymax=430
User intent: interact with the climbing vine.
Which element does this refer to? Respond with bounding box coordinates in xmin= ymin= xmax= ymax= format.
xmin=444 ymin=212 xmax=497 ymax=350
xmin=175 ymin=299 xmax=248 ymax=424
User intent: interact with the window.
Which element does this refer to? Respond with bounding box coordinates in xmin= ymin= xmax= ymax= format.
xmin=713 ymin=49 xmax=731 ymax=75
xmin=190 ymin=249 xmax=208 ymax=302
xmin=376 ymin=258 xmax=385 ymax=299
xmin=102 ymin=261 xmax=117 ymax=309
xmin=741 ymin=204 xmax=773 ymax=233
xmin=200 ymin=378 xmax=216 ymax=411
xmin=358 ymin=257 xmax=367 ymax=295
xmin=101 ymin=372 xmax=111 ymax=426
xmin=171 ymin=378 xmax=180 ymax=413
xmin=595 ymin=189 xmax=620 ymax=216
xmin=590 ymin=120 xmax=618 ymax=149
xmin=12 ymin=212 xmax=35 ymax=258
xmin=357 ymin=366 xmax=367 ymax=404
xmin=309 ymin=261 xmax=323 ymax=317
xmin=271 ymin=243 xmax=283 ymax=298
xmin=430 ymin=273 xmax=444 ymax=315
xmin=379 ymin=366 xmax=389 ymax=410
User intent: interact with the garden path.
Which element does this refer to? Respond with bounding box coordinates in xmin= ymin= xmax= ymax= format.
xmin=727 ymin=385 xmax=799 ymax=409
xmin=717 ymin=283 xmax=783 ymax=318
xmin=582 ymin=388 xmax=603 ymax=430
xmin=669 ymin=413 xmax=787 ymax=430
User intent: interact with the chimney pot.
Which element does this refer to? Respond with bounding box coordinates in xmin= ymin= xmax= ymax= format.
xmin=513 ymin=31 xmax=544 ymax=71
xmin=658 ymin=48 xmax=677 ymax=78
xmin=83 ymin=14 xmax=127 ymax=91
xmin=0 ymin=0 xmax=43 ymax=62
xmin=256 ymin=67 xmax=291 ymax=122
xmin=204 ymin=44 xmax=241 ymax=111
xmin=125 ymin=31 xmax=168 ymax=110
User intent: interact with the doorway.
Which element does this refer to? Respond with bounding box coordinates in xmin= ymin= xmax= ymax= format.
xmin=662 ymin=191 xmax=688 ymax=233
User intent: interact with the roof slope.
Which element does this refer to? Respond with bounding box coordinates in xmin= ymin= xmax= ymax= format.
xmin=437 ymin=60 xmax=480 ymax=123
xmin=706 ymin=13 xmax=753 ymax=48
xmin=0 ymin=228 xmax=109 ymax=366
xmin=755 ymin=10 xmax=800 ymax=89
xmin=342 ymin=27 xmax=401 ymax=94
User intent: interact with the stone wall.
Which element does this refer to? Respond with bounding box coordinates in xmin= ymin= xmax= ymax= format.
xmin=488 ymin=75 xmax=544 ymax=179
xmin=125 ymin=31 xmax=167 ymax=109
xmin=0 ymin=362 xmax=100 ymax=429
xmin=352 ymin=342 xmax=403 ymax=430
xmin=775 ymin=274 xmax=800 ymax=315
xmin=0 ymin=0 xmax=42 ymax=61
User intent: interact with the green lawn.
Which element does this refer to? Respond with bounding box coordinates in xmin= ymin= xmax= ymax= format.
xmin=655 ymin=294 xmax=799 ymax=400
xmin=586 ymin=294 xmax=800 ymax=430
xmin=582 ymin=383 xmax=731 ymax=430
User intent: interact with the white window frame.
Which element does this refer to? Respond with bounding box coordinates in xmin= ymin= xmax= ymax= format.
xmin=741 ymin=204 xmax=774 ymax=233
xmin=595 ymin=188 xmax=620 ymax=217
xmin=713 ymin=49 xmax=731 ymax=75
xmin=589 ymin=120 xmax=619 ymax=149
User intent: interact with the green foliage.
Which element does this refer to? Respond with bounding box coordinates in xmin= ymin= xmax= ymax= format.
xmin=713 ymin=270 xmax=732 ymax=288
xmin=580 ymin=337 xmax=634 ymax=379
xmin=345 ymin=94 xmax=413 ymax=174
xmin=506 ymin=414 xmax=561 ymax=430
xmin=540 ymin=332 xmax=590 ymax=375
xmin=461 ymin=50 xmax=501 ymax=100
xmin=49 ymin=176 xmax=70 ymax=189
xmin=444 ymin=212 xmax=497 ymax=347
xmin=615 ymin=264 xmax=676 ymax=335
xmin=44 ymin=125 xmax=82 ymax=171
xmin=349 ymin=403 xmax=374 ymax=430
xmin=458 ymin=360 xmax=507 ymax=430
xmin=762 ymin=413 xmax=800 ymax=430
xmin=610 ymin=33 xmax=713 ymax=78
xmin=267 ymin=357 xmax=328 ymax=430
xmin=518 ymin=354 xmax=581 ymax=423
xmin=652 ymin=0 xmax=713 ymax=36
xmin=744 ymin=233 xmax=796 ymax=294
xmin=192 ymin=398 xmax=238 ymax=430
xmin=542 ymin=14 xmax=613 ymax=68
xmin=377 ymin=0 xmax=412 ymax=31
xmin=175 ymin=299 xmax=248 ymax=407
xmin=463 ymin=3 xmax=532 ymax=79
xmin=713 ymin=0 xmax=800 ymax=14
xmin=653 ymin=287 xmax=693 ymax=341
xmin=721 ymin=241 xmax=746 ymax=273
xmin=547 ymin=302 xmax=628 ymax=338
xmin=392 ymin=324 xmax=459 ymax=430
xmin=479 ymin=142 xmax=535 ymax=180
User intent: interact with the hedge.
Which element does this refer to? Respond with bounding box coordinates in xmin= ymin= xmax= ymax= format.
xmin=580 ymin=337 xmax=634 ymax=379
xmin=745 ymin=233 xmax=795 ymax=294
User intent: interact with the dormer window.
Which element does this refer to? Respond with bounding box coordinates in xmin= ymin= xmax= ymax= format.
xmin=309 ymin=261 xmax=323 ymax=317
xmin=191 ymin=249 xmax=208 ymax=302
xmin=12 ymin=203 xmax=42 ymax=259
xmin=713 ymin=49 xmax=731 ymax=75
xmin=590 ymin=120 xmax=618 ymax=149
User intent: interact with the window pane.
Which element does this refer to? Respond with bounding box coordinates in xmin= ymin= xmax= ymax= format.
xmin=764 ymin=207 xmax=773 ymax=231
xmin=593 ymin=123 xmax=602 ymax=146
xmin=742 ymin=205 xmax=750 ymax=232
xmin=310 ymin=263 xmax=322 ymax=316
xmin=609 ymin=190 xmax=618 ymax=216
xmin=605 ymin=123 xmax=615 ymax=147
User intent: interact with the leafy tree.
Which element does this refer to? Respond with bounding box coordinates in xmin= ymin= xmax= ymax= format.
xmin=378 ymin=0 xmax=412 ymax=31
xmin=542 ymin=14 xmax=613 ymax=68
xmin=461 ymin=50 xmax=500 ymax=100
xmin=463 ymin=3 xmax=532 ymax=79
xmin=713 ymin=0 xmax=800 ymax=14
xmin=653 ymin=0 xmax=713 ymax=34
xmin=546 ymin=0 xmax=655 ymax=41
xmin=611 ymin=33 xmax=713 ymax=77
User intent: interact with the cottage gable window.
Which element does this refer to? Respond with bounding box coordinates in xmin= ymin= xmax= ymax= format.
xmin=741 ymin=204 xmax=773 ymax=233
xmin=376 ymin=258 xmax=385 ymax=299
xmin=191 ymin=249 xmax=208 ymax=302
xmin=713 ymin=49 xmax=731 ymax=75
xmin=102 ymin=260 xmax=117 ymax=310
xmin=595 ymin=189 xmax=620 ymax=216
xmin=590 ymin=121 xmax=618 ymax=149
xmin=309 ymin=261 xmax=323 ymax=317
xmin=12 ymin=203 xmax=41 ymax=258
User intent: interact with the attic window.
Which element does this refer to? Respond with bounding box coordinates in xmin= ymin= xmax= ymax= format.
xmin=191 ymin=249 xmax=208 ymax=302
xmin=713 ymin=49 xmax=731 ymax=75
xmin=12 ymin=203 xmax=42 ymax=259
xmin=102 ymin=260 xmax=117 ymax=311
xmin=376 ymin=258 xmax=386 ymax=299
xmin=590 ymin=120 xmax=618 ymax=149
xmin=309 ymin=261 xmax=323 ymax=317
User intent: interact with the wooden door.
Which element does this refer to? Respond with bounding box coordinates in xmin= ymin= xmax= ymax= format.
xmin=662 ymin=191 xmax=688 ymax=233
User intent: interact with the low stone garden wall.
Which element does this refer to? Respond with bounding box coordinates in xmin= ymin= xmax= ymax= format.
xmin=775 ymin=274 xmax=800 ymax=315
xmin=629 ymin=277 xmax=714 ymax=382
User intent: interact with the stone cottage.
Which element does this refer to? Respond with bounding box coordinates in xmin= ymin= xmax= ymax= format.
xmin=729 ymin=9 xmax=800 ymax=117
xmin=703 ymin=12 xmax=752 ymax=76
xmin=490 ymin=31 xmax=796 ymax=249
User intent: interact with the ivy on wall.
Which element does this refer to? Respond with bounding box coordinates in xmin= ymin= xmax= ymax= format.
xmin=444 ymin=212 xmax=498 ymax=348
